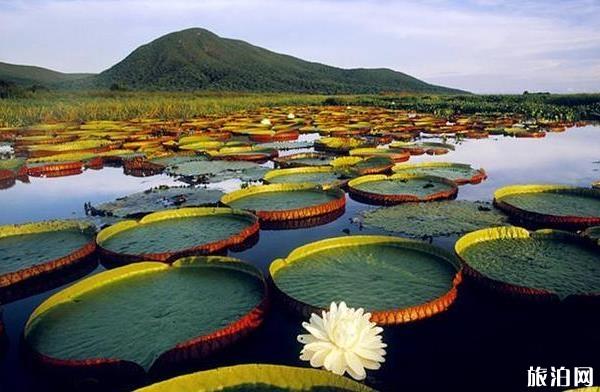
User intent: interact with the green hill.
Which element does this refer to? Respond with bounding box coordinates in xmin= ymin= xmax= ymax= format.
xmin=0 ymin=61 xmax=93 ymax=87
xmin=94 ymin=28 xmax=465 ymax=94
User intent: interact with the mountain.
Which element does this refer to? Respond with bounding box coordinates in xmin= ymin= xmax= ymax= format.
xmin=94 ymin=28 xmax=465 ymax=94
xmin=0 ymin=61 xmax=93 ymax=87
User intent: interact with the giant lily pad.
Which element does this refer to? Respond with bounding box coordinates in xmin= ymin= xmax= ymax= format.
xmin=362 ymin=201 xmax=509 ymax=237
xmin=263 ymin=166 xmax=348 ymax=188
xmin=494 ymin=185 xmax=600 ymax=230
xmin=0 ymin=220 xmax=96 ymax=291
xmin=136 ymin=364 xmax=375 ymax=391
xmin=178 ymin=141 xmax=224 ymax=151
xmin=90 ymin=186 xmax=224 ymax=217
xmin=270 ymin=235 xmax=462 ymax=324
xmin=349 ymin=147 xmax=410 ymax=163
xmin=27 ymin=140 xmax=114 ymax=153
xmin=390 ymin=141 xmax=455 ymax=155
xmin=314 ymin=137 xmax=372 ymax=153
xmin=256 ymin=140 xmax=313 ymax=150
xmin=24 ymin=256 xmax=267 ymax=377
xmin=273 ymin=152 xmax=336 ymax=168
xmin=348 ymin=174 xmax=458 ymax=205
xmin=96 ymin=208 xmax=259 ymax=264
xmin=221 ymin=184 xmax=345 ymax=222
xmin=165 ymin=160 xmax=268 ymax=184
xmin=455 ymin=226 xmax=600 ymax=301
xmin=392 ymin=162 xmax=487 ymax=185
xmin=331 ymin=156 xmax=394 ymax=176
xmin=206 ymin=146 xmax=278 ymax=162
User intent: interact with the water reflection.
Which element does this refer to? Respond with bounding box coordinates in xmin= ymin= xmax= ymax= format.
xmin=0 ymin=168 xmax=184 ymax=225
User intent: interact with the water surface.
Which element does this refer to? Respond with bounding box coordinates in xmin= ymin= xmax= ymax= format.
xmin=1 ymin=126 xmax=599 ymax=391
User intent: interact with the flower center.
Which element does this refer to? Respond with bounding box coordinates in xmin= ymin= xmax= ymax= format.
xmin=331 ymin=316 xmax=360 ymax=349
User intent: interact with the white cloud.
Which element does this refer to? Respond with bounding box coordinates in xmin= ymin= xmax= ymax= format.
xmin=0 ymin=0 xmax=598 ymax=93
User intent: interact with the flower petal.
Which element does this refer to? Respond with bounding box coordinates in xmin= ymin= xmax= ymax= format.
xmin=344 ymin=351 xmax=366 ymax=378
xmin=302 ymin=322 xmax=328 ymax=341
xmin=324 ymin=349 xmax=345 ymax=375
xmin=309 ymin=348 xmax=329 ymax=368
xmin=346 ymin=363 xmax=367 ymax=381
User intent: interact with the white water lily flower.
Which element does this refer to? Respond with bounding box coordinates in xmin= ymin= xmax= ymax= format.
xmin=297 ymin=301 xmax=386 ymax=380
xmin=260 ymin=118 xmax=272 ymax=125
xmin=287 ymin=113 xmax=295 ymax=119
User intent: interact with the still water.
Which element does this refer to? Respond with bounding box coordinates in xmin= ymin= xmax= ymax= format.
xmin=0 ymin=126 xmax=599 ymax=391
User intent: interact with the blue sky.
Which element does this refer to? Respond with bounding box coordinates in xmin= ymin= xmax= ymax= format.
xmin=0 ymin=0 xmax=599 ymax=93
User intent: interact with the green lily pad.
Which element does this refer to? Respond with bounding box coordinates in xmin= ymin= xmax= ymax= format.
xmin=166 ymin=160 xmax=268 ymax=183
xmin=25 ymin=257 xmax=266 ymax=371
xmin=348 ymin=174 xmax=458 ymax=204
xmin=98 ymin=208 xmax=257 ymax=256
xmin=456 ymin=227 xmax=600 ymax=300
xmin=135 ymin=364 xmax=374 ymax=392
xmin=352 ymin=178 xmax=448 ymax=196
xmin=91 ymin=186 xmax=224 ymax=217
xmin=149 ymin=155 xmax=207 ymax=167
xmin=256 ymin=141 xmax=313 ymax=150
xmin=274 ymin=153 xmax=336 ymax=168
xmin=499 ymin=190 xmax=600 ymax=217
xmin=223 ymin=185 xmax=341 ymax=212
xmin=270 ymin=235 xmax=460 ymax=323
xmin=392 ymin=162 xmax=486 ymax=185
xmin=362 ymin=201 xmax=509 ymax=237
xmin=0 ymin=220 xmax=95 ymax=277
xmin=264 ymin=167 xmax=347 ymax=187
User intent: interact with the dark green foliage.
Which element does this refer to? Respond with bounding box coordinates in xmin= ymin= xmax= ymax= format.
xmin=109 ymin=83 xmax=127 ymax=91
xmin=0 ymin=61 xmax=93 ymax=88
xmin=93 ymin=28 xmax=464 ymax=94
xmin=341 ymin=93 xmax=600 ymax=121
xmin=0 ymin=80 xmax=20 ymax=99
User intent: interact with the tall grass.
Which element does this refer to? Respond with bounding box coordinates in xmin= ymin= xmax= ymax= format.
xmin=2 ymin=91 xmax=599 ymax=127
xmin=0 ymin=91 xmax=331 ymax=127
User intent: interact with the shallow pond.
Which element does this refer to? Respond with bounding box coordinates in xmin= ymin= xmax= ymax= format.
xmin=0 ymin=126 xmax=599 ymax=391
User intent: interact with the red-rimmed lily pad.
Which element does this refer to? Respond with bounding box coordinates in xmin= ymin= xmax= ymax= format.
xmin=96 ymin=208 xmax=259 ymax=265
xmin=24 ymin=256 xmax=268 ymax=383
xmin=348 ymin=174 xmax=458 ymax=205
xmin=392 ymin=162 xmax=487 ymax=185
xmin=0 ymin=220 xmax=96 ymax=296
xmin=331 ymin=156 xmax=394 ymax=176
xmin=270 ymin=235 xmax=462 ymax=325
xmin=273 ymin=152 xmax=336 ymax=168
xmin=220 ymin=184 xmax=345 ymax=223
xmin=494 ymin=185 xmax=600 ymax=230
xmin=263 ymin=166 xmax=348 ymax=188
xmin=455 ymin=226 xmax=600 ymax=302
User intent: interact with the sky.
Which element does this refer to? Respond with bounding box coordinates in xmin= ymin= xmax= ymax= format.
xmin=0 ymin=0 xmax=599 ymax=93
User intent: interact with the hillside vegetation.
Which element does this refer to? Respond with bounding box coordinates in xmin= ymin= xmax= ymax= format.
xmin=94 ymin=28 xmax=464 ymax=94
xmin=0 ymin=61 xmax=92 ymax=87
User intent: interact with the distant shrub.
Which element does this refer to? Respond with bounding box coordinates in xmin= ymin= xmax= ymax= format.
xmin=0 ymin=80 xmax=21 ymax=99
xmin=110 ymin=83 xmax=127 ymax=91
